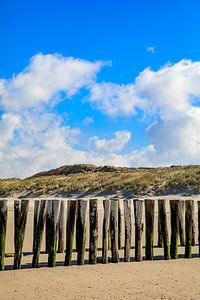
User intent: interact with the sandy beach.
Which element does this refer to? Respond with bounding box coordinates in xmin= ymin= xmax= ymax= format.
xmin=1 ymin=197 xmax=200 ymax=300
xmin=1 ymin=259 xmax=200 ymax=300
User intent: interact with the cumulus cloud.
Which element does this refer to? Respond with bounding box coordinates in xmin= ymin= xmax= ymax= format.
xmin=0 ymin=53 xmax=107 ymax=178
xmin=0 ymin=53 xmax=133 ymax=178
xmin=90 ymin=130 xmax=131 ymax=153
xmin=1 ymin=55 xmax=200 ymax=178
xmin=0 ymin=53 xmax=104 ymax=112
xmin=88 ymin=59 xmax=200 ymax=166
xmin=88 ymin=82 xmax=145 ymax=116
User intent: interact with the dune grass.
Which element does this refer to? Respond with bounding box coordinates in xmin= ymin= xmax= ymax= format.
xmin=1 ymin=164 xmax=200 ymax=197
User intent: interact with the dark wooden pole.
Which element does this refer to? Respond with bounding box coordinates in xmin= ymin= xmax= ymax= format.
xmin=134 ymin=199 xmax=143 ymax=262
xmin=47 ymin=200 xmax=60 ymax=267
xmin=145 ymin=199 xmax=155 ymax=260
xmin=102 ymin=199 xmax=111 ymax=264
xmin=178 ymin=200 xmax=185 ymax=246
xmin=32 ymin=200 xmax=47 ymax=267
xmin=14 ymin=199 xmax=29 ymax=269
xmin=89 ymin=199 xmax=98 ymax=264
xmin=65 ymin=200 xmax=77 ymax=266
xmin=118 ymin=200 xmax=122 ymax=250
xmin=77 ymin=200 xmax=88 ymax=265
xmin=170 ymin=200 xmax=179 ymax=259
xmin=33 ymin=200 xmax=40 ymax=252
xmin=198 ymin=201 xmax=200 ymax=257
xmin=191 ymin=200 xmax=195 ymax=246
xmin=45 ymin=200 xmax=52 ymax=253
xmin=110 ymin=199 xmax=119 ymax=263
xmin=58 ymin=200 xmax=65 ymax=253
xmin=158 ymin=200 xmax=170 ymax=260
xmin=185 ymin=200 xmax=193 ymax=258
xmin=124 ymin=199 xmax=132 ymax=262
xmin=0 ymin=200 xmax=7 ymax=271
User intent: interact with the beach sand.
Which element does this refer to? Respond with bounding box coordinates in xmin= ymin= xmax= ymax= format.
xmin=1 ymin=197 xmax=200 ymax=300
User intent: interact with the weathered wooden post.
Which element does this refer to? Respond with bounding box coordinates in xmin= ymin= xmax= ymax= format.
xmin=157 ymin=202 xmax=162 ymax=247
xmin=170 ymin=200 xmax=179 ymax=259
xmin=58 ymin=200 xmax=65 ymax=253
xmin=145 ymin=199 xmax=155 ymax=260
xmin=124 ymin=199 xmax=132 ymax=262
xmin=191 ymin=200 xmax=195 ymax=246
xmin=134 ymin=199 xmax=143 ymax=262
xmin=45 ymin=200 xmax=52 ymax=253
xmin=33 ymin=200 xmax=40 ymax=252
xmin=65 ymin=200 xmax=77 ymax=266
xmin=118 ymin=200 xmax=122 ymax=250
xmin=110 ymin=198 xmax=119 ymax=263
xmin=185 ymin=200 xmax=193 ymax=258
xmin=0 ymin=200 xmax=7 ymax=271
xmin=47 ymin=200 xmax=60 ymax=267
xmin=32 ymin=200 xmax=47 ymax=267
xmin=77 ymin=200 xmax=88 ymax=265
xmin=14 ymin=199 xmax=29 ymax=269
xmin=89 ymin=199 xmax=98 ymax=264
xmin=76 ymin=200 xmax=81 ymax=252
xmin=198 ymin=201 xmax=200 ymax=256
xmin=102 ymin=199 xmax=111 ymax=264
xmin=178 ymin=200 xmax=185 ymax=246
xmin=158 ymin=200 xmax=170 ymax=260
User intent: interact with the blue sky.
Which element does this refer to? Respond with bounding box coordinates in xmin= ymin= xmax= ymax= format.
xmin=1 ymin=0 xmax=200 ymax=178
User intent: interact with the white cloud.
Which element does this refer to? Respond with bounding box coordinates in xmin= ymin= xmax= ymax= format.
xmin=2 ymin=56 xmax=200 ymax=178
xmin=88 ymin=82 xmax=145 ymax=116
xmin=90 ymin=130 xmax=131 ymax=153
xmin=0 ymin=110 xmax=86 ymax=178
xmin=0 ymin=54 xmax=133 ymax=178
xmin=0 ymin=53 xmax=104 ymax=112
xmin=88 ymin=59 xmax=200 ymax=167
xmin=147 ymin=46 xmax=156 ymax=54
xmin=0 ymin=53 xmax=107 ymax=178
xmin=83 ymin=116 xmax=94 ymax=125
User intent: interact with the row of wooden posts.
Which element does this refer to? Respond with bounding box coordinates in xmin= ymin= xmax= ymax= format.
xmin=0 ymin=198 xmax=199 ymax=271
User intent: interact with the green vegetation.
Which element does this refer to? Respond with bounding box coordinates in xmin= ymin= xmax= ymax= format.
xmin=1 ymin=164 xmax=200 ymax=197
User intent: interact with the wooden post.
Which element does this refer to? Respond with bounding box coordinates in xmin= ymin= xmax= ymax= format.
xmin=77 ymin=200 xmax=88 ymax=265
xmin=198 ymin=201 xmax=200 ymax=257
xmin=191 ymin=200 xmax=195 ymax=246
xmin=65 ymin=200 xmax=77 ymax=266
xmin=170 ymin=200 xmax=179 ymax=259
xmin=58 ymin=200 xmax=65 ymax=253
xmin=32 ymin=200 xmax=47 ymax=267
xmin=178 ymin=200 xmax=185 ymax=246
xmin=89 ymin=199 xmax=98 ymax=264
xmin=33 ymin=200 xmax=40 ymax=252
xmin=118 ymin=200 xmax=122 ymax=250
xmin=158 ymin=200 xmax=170 ymax=260
xmin=157 ymin=202 xmax=162 ymax=247
xmin=0 ymin=200 xmax=7 ymax=271
xmin=14 ymin=200 xmax=29 ymax=269
xmin=76 ymin=200 xmax=81 ymax=251
xmin=185 ymin=200 xmax=193 ymax=258
xmin=110 ymin=199 xmax=119 ymax=263
xmin=145 ymin=199 xmax=155 ymax=260
xmin=47 ymin=200 xmax=60 ymax=267
xmin=102 ymin=199 xmax=111 ymax=264
xmin=45 ymin=200 xmax=52 ymax=253
xmin=124 ymin=199 xmax=132 ymax=262
xmin=134 ymin=199 xmax=143 ymax=262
